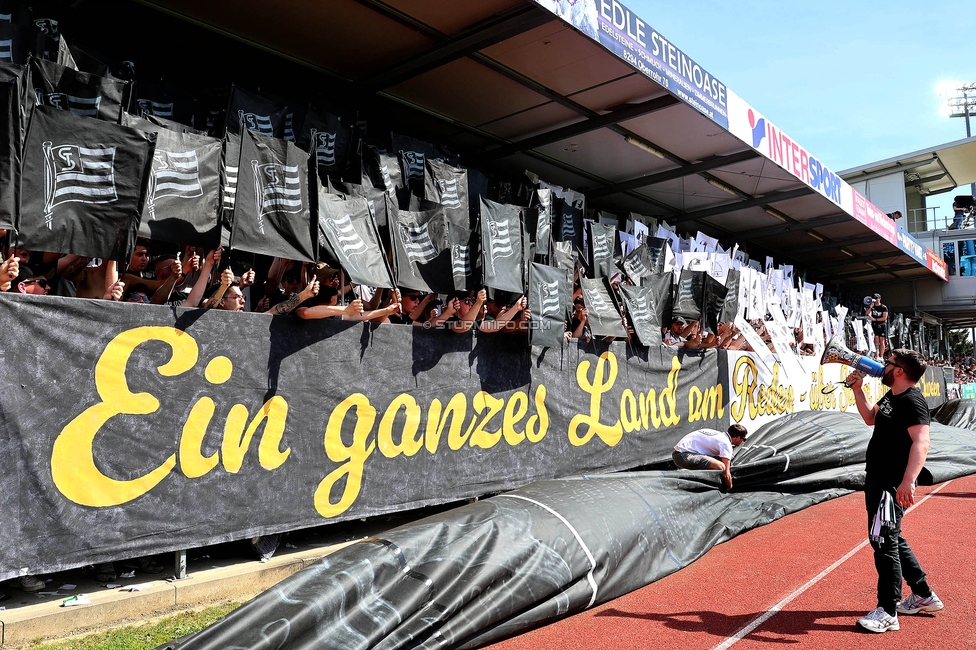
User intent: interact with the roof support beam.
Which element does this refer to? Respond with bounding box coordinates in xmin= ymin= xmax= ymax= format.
xmin=586 ymin=150 xmax=759 ymax=199
xmin=356 ymin=3 xmax=555 ymax=92
xmin=831 ymin=263 xmax=925 ymax=280
xmin=815 ymin=250 xmax=907 ymax=269
xmin=669 ymin=188 xmax=814 ymax=225
xmin=734 ymin=213 xmax=851 ymax=239
xmin=789 ymin=235 xmax=879 ymax=255
xmin=477 ymin=95 xmax=680 ymax=162
xmin=904 ymin=172 xmax=947 ymax=187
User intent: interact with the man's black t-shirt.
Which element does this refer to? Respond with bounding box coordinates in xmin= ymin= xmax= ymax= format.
xmin=865 ymin=386 xmax=929 ymax=487
xmin=869 ymin=303 xmax=888 ymax=335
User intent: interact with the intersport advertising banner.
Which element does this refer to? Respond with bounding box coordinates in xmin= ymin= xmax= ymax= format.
xmin=0 ymin=295 xmax=945 ymax=580
xmin=725 ymin=90 xmax=947 ymax=282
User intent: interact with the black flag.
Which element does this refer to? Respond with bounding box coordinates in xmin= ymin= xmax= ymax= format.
xmin=0 ymin=12 xmax=34 ymax=64
xmin=556 ymin=193 xmax=584 ymax=253
xmin=317 ymin=191 xmax=393 ymax=288
xmin=388 ymin=194 xmax=453 ymax=294
xmin=363 ymin=144 xmax=402 ymax=196
xmin=260 ymin=90 xmax=304 ymax=142
xmin=551 ymin=240 xmax=575 ymax=274
xmin=673 ymin=269 xmax=705 ymax=322
xmin=448 ymin=213 xmax=477 ymax=292
xmin=702 ymin=273 xmax=729 ymax=335
xmin=230 ymin=129 xmax=314 ymax=262
xmin=332 ymin=176 xmax=390 ymax=229
xmin=589 ymin=221 xmax=616 ymax=277
xmin=622 ymin=244 xmax=652 ymax=283
xmin=479 ymin=197 xmax=524 ymax=294
xmin=0 ymin=62 xmax=23 ymax=231
xmin=298 ymin=108 xmax=351 ymax=176
xmin=529 ymin=187 xmax=553 ymax=256
xmin=122 ymin=113 xmax=222 ymax=246
xmin=529 ymin=262 xmax=570 ymax=348
xmin=219 ymin=132 xmax=240 ymax=247
xmin=133 ymin=78 xmax=202 ymax=128
xmin=224 ymin=85 xmax=289 ymax=139
xmin=720 ymin=269 xmax=740 ymax=324
xmin=642 ymin=271 xmax=674 ymax=328
xmin=18 ymin=105 xmax=154 ymax=259
xmin=619 ymin=284 xmax=662 ymax=347
xmin=27 ymin=57 xmax=125 ymax=122
xmin=424 ymin=158 xmax=468 ymax=226
xmin=393 ymin=134 xmax=436 ymax=195
xmin=580 ymin=277 xmax=626 ymax=338
xmin=645 ymin=236 xmax=669 ymax=272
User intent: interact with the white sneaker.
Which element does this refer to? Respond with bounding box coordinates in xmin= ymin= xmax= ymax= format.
xmin=897 ymin=591 xmax=944 ymax=614
xmin=858 ymin=607 xmax=900 ymax=633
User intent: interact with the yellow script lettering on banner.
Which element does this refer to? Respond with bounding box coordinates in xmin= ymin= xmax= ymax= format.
xmin=569 ymin=352 xmax=624 ymax=446
xmin=52 ymin=327 xmax=291 ymax=507
xmin=619 ymin=355 xmax=682 ymax=432
xmin=315 ymin=385 xmax=550 ymax=518
xmin=807 ymin=366 xmax=838 ymax=411
xmin=918 ymin=373 xmax=942 ymax=399
xmin=688 ymin=382 xmax=724 ymax=423
xmin=730 ymin=355 xmax=794 ymax=422
xmin=315 ymin=393 xmax=377 ymax=518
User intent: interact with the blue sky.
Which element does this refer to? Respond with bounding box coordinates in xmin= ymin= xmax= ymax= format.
xmin=626 ymin=0 xmax=975 ymax=216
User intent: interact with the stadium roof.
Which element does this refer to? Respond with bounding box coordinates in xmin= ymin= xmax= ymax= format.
xmin=133 ymin=0 xmax=948 ymax=285
xmin=840 ymin=135 xmax=976 ymax=198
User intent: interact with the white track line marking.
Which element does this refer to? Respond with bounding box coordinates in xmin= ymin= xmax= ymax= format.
xmin=710 ymin=480 xmax=953 ymax=650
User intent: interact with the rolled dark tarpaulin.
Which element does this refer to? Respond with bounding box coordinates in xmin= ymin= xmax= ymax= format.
xmin=931 ymin=398 xmax=976 ymax=429
xmin=159 ymin=411 xmax=976 ymax=650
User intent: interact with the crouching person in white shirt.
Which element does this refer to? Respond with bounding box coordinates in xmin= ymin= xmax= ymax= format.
xmin=672 ymin=425 xmax=747 ymax=490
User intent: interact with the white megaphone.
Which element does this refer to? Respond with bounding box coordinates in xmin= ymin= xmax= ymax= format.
xmin=819 ymin=334 xmax=886 ymax=393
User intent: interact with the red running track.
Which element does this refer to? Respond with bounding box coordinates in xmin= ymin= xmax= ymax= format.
xmin=487 ymin=473 xmax=976 ymax=650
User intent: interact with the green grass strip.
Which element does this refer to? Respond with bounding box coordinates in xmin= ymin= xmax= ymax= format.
xmin=22 ymin=602 xmax=240 ymax=650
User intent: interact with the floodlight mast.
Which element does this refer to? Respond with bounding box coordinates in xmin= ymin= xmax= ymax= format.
xmin=947 ymin=82 xmax=976 ymax=196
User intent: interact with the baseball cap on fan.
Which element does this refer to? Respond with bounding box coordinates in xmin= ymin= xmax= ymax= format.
xmin=13 ymin=263 xmax=35 ymax=282
xmin=873 ymin=293 xmax=881 ymax=299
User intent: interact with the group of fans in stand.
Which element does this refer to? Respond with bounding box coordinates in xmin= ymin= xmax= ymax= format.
xmin=2 ymin=228 xmax=831 ymax=357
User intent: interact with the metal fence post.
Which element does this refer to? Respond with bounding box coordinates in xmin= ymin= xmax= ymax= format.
xmin=174 ymin=549 xmax=187 ymax=580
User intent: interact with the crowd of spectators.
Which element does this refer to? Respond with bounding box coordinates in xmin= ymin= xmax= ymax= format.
xmin=1 ymin=228 xmax=834 ymax=355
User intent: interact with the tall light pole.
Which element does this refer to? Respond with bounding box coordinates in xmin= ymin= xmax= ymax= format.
xmin=947 ymin=82 xmax=976 ymax=196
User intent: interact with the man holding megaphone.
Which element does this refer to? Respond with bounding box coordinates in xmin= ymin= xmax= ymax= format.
xmin=848 ymin=349 xmax=944 ymax=633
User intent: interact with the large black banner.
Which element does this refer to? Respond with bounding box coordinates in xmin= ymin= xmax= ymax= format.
xmin=0 ymin=293 xmax=727 ymax=580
